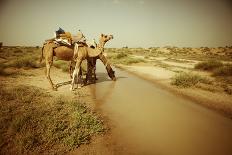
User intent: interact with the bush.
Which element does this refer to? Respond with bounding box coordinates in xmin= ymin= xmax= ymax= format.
xmin=123 ymin=58 xmax=145 ymax=65
xmin=115 ymin=52 xmax=128 ymax=59
xmin=194 ymin=60 xmax=223 ymax=71
xmin=10 ymin=56 xmax=38 ymax=68
xmin=171 ymin=72 xmax=211 ymax=88
xmin=213 ymin=65 xmax=232 ymax=76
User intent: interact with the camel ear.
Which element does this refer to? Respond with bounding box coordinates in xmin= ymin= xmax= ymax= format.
xmin=101 ymin=34 xmax=104 ymax=37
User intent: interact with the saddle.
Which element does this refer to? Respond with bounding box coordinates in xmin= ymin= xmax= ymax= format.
xmin=55 ymin=32 xmax=72 ymax=46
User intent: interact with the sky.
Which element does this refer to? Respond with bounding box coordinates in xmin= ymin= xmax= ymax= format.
xmin=0 ymin=0 xmax=232 ymax=47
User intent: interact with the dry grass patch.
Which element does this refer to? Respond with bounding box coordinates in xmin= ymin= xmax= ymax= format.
xmin=53 ymin=60 xmax=69 ymax=72
xmin=109 ymin=52 xmax=145 ymax=65
xmin=0 ymin=85 xmax=104 ymax=154
xmin=9 ymin=56 xmax=39 ymax=68
xmin=171 ymin=72 xmax=212 ymax=88
xmin=212 ymin=65 xmax=232 ymax=76
xmin=194 ymin=60 xmax=223 ymax=71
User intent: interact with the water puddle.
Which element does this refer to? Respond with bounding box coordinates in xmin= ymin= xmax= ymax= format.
xmin=89 ymin=62 xmax=232 ymax=155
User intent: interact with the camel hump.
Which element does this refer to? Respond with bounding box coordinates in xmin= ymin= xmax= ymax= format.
xmin=87 ymin=47 xmax=101 ymax=57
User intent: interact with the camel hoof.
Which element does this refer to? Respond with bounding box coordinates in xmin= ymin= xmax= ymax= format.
xmin=70 ymin=86 xmax=75 ymax=91
xmin=112 ymin=77 xmax=116 ymax=81
xmin=77 ymin=84 xmax=82 ymax=89
xmin=53 ymin=87 xmax=58 ymax=91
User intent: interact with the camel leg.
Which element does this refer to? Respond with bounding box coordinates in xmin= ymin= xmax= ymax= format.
xmin=43 ymin=44 xmax=57 ymax=90
xmin=88 ymin=58 xmax=97 ymax=83
xmin=71 ymin=58 xmax=82 ymax=90
xmin=86 ymin=58 xmax=94 ymax=84
xmin=98 ymin=53 xmax=116 ymax=81
xmin=92 ymin=57 xmax=97 ymax=81
xmin=69 ymin=61 xmax=73 ymax=79
xmin=78 ymin=67 xmax=84 ymax=86
xmin=69 ymin=61 xmax=75 ymax=79
xmin=46 ymin=61 xmax=57 ymax=90
xmin=86 ymin=60 xmax=91 ymax=84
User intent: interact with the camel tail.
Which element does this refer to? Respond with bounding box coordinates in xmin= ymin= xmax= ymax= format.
xmin=40 ymin=45 xmax=44 ymax=63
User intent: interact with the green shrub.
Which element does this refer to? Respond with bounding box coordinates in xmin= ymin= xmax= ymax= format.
xmin=171 ymin=72 xmax=211 ymax=88
xmin=194 ymin=60 xmax=223 ymax=71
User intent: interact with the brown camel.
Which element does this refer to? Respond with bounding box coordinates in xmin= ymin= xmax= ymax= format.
xmin=41 ymin=34 xmax=116 ymax=90
xmin=70 ymin=34 xmax=114 ymax=84
xmin=87 ymin=34 xmax=114 ymax=83
xmin=71 ymin=34 xmax=116 ymax=90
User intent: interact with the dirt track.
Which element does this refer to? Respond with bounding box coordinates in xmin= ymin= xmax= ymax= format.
xmin=12 ymin=63 xmax=232 ymax=155
xmin=87 ymin=62 xmax=232 ymax=155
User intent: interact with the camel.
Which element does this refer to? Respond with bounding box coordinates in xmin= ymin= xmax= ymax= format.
xmin=41 ymin=33 xmax=116 ymax=90
xmin=70 ymin=34 xmax=114 ymax=84
xmin=71 ymin=34 xmax=116 ymax=90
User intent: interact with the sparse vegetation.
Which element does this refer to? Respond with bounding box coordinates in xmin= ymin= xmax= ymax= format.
xmin=108 ymin=51 xmax=145 ymax=65
xmin=212 ymin=65 xmax=232 ymax=76
xmin=0 ymin=85 xmax=104 ymax=154
xmin=171 ymin=72 xmax=212 ymax=88
xmin=0 ymin=65 xmax=7 ymax=76
xmin=53 ymin=60 xmax=69 ymax=72
xmin=115 ymin=52 xmax=128 ymax=59
xmin=9 ymin=56 xmax=39 ymax=68
xmin=194 ymin=60 xmax=223 ymax=71
xmin=0 ymin=47 xmax=44 ymax=73
xmin=13 ymin=49 xmax=23 ymax=53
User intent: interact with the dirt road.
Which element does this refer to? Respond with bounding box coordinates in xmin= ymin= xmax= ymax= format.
xmin=89 ymin=62 xmax=232 ymax=155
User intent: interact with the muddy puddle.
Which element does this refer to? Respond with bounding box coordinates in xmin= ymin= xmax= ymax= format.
xmin=89 ymin=62 xmax=232 ymax=155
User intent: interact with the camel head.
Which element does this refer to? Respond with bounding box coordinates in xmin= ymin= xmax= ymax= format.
xmin=100 ymin=34 xmax=113 ymax=43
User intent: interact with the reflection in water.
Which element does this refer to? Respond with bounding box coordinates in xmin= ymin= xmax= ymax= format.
xmin=89 ymin=76 xmax=116 ymax=109
xmin=88 ymin=62 xmax=232 ymax=155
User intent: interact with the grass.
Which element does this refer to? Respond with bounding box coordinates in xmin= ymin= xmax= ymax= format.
xmin=171 ymin=72 xmax=212 ymax=88
xmin=0 ymin=65 xmax=8 ymax=76
xmin=0 ymin=47 xmax=43 ymax=70
xmin=108 ymin=52 xmax=145 ymax=65
xmin=13 ymin=49 xmax=23 ymax=53
xmin=53 ymin=60 xmax=69 ymax=72
xmin=9 ymin=56 xmax=39 ymax=68
xmin=212 ymin=65 xmax=232 ymax=76
xmin=0 ymin=85 xmax=104 ymax=154
xmin=0 ymin=64 xmax=19 ymax=76
xmin=114 ymin=52 xmax=128 ymax=59
xmin=194 ymin=60 xmax=223 ymax=71
xmin=53 ymin=60 xmax=88 ymax=74
xmin=194 ymin=60 xmax=232 ymax=76
xmin=121 ymin=57 xmax=145 ymax=65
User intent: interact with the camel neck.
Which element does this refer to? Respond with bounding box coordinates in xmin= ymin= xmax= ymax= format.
xmin=97 ymin=40 xmax=106 ymax=52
